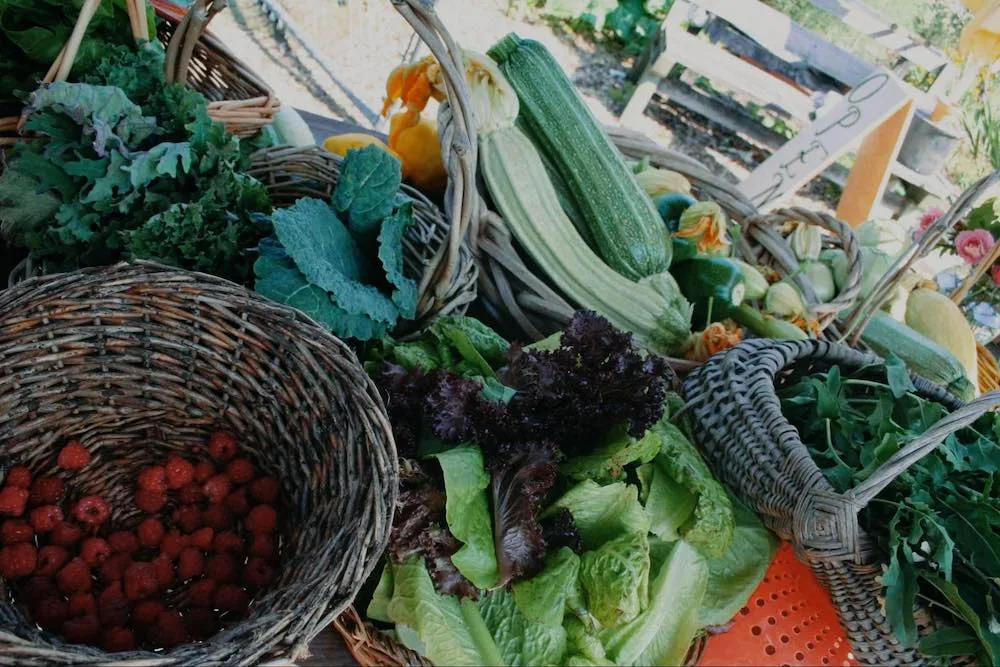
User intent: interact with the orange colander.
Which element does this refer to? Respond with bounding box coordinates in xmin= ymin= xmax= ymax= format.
xmin=699 ymin=543 xmax=857 ymax=667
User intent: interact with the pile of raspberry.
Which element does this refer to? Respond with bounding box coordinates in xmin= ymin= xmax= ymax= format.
xmin=0 ymin=432 xmax=281 ymax=652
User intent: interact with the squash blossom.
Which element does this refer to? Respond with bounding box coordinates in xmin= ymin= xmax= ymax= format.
xmin=675 ymin=201 xmax=730 ymax=255
xmin=684 ymin=321 xmax=743 ymax=363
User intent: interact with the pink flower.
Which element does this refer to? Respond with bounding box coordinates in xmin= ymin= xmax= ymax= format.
xmin=914 ymin=207 xmax=944 ymax=239
xmin=955 ymin=229 xmax=996 ymax=265
xmin=992 ymin=263 xmax=1000 ymax=286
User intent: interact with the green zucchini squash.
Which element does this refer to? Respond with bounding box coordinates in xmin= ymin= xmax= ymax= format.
xmin=671 ymin=257 xmax=745 ymax=327
xmin=730 ymin=305 xmax=809 ymax=340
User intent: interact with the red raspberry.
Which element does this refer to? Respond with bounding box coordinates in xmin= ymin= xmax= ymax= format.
xmin=249 ymin=477 xmax=279 ymax=504
xmin=202 ymin=475 xmax=231 ymax=504
xmin=159 ymin=530 xmax=188 ymax=560
xmin=5 ymin=466 xmax=31 ymax=489
xmin=135 ymin=489 xmax=167 ymax=514
xmin=36 ymin=545 xmax=70 ymax=576
xmin=32 ymin=595 xmax=68 ymax=630
xmin=102 ymin=626 xmax=136 ymax=652
xmin=165 ymin=455 xmax=195 ymax=490
xmin=124 ymin=562 xmax=158 ymax=601
xmin=149 ymin=610 xmax=188 ymax=649
xmin=29 ymin=505 xmax=63 ymax=532
xmin=57 ymin=557 xmax=92 ymax=594
xmin=225 ymin=458 xmax=254 ymax=485
xmin=72 ymin=496 xmax=109 ymax=526
xmin=22 ymin=575 xmax=57 ymax=601
xmin=132 ymin=598 xmax=165 ymax=627
xmin=138 ymin=466 xmax=167 ymax=494
xmin=214 ymin=584 xmax=250 ymax=615
xmin=138 ymin=518 xmax=165 ymax=548
xmin=247 ymin=505 xmax=277 ymax=534
xmin=61 ymin=614 xmax=100 ymax=644
xmin=1 ymin=519 xmax=33 ymax=545
xmin=51 ymin=521 xmax=83 ymax=548
xmin=99 ymin=552 xmax=131 ymax=583
xmin=177 ymin=547 xmax=204 ymax=580
xmin=242 ymin=557 xmax=275 ymax=591
xmin=202 ymin=504 xmax=234 ymax=530
xmin=185 ymin=606 xmax=220 ymax=639
xmin=189 ymin=579 xmax=217 ymax=607
xmin=224 ymin=487 xmax=250 ymax=516
xmin=108 ymin=531 xmax=140 ymax=555
xmin=80 ymin=538 xmax=111 ymax=567
xmin=98 ymin=581 xmax=130 ymax=627
xmin=249 ymin=533 xmax=278 ymax=563
xmin=28 ymin=476 xmax=64 ymax=506
xmin=57 ymin=441 xmax=91 ymax=470
xmin=204 ymin=553 xmax=237 ymax=583
xmin=0 ymin=542 xmax=36 ymax=578
xmin=208 ymin=432 xmax=238 ymax=462
xmin=212 ymin=531 xmax=245 ymax=556
xmin=0 ymin=487 xmax=28 ymax=517
xmin=178 ymin=482 xmax=204 ymax=505
xmin=152 ymin=554 xmax=174 ymax=589
xmin=172 ymin=505 xmax=202 ymax=533
xmin=68 ymin=592 xmax=97 ymax=618
xmin=189 ymin=526 xmax=214 ymax=551
xmin=194 ymin=461 xmax=216 ymax=483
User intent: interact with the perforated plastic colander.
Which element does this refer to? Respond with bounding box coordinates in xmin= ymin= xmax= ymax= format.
xmin=699 ymin=543 xmax=858 ymax=667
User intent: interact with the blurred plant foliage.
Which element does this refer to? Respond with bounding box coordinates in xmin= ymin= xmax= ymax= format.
xmin=538 ymin=0 xmax=675 ymax=55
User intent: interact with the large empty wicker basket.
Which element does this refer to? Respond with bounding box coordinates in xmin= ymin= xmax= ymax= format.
xmin=0 ymin=262 xmax=397 ymax=664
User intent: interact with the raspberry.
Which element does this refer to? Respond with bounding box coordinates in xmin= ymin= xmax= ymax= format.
xmin=202 ymin=475 xmax=231 ymax=504
xmin=124 ymin=562 xmax=158 ymax=601
xmin=57 ymin=557 xmax=92 ymax=594
xmin=189 ymin=578 xmax=217 ymax=607
xmin=177 ymin=547 xmax=204 ymax=580
xmin=32 ymin=595 xmax=68 ymax=630
xmin=194 ymin=461 xmax=216 ymax=483
xmin=178 ymin=482 xmax=204 ymax=505
xmin=189 ymin=526 xmax=214 ymax=551
xmin=249 ymin=533 xmax=278 ymax=563
xmin=185 ymin=606 xmax=220 ymax=639
xmin=171 ymin=505 xmax=202 ymax=533
xmin=99 ymin=552 xmax=131 ymax=583
xmin=72 ymin=496 xmax=109 ymax=526
xmin=242 ymin=557 xmax=275 ymax=591
xmin=98 ymin=581 xmax=130 ymax=627
xmin=36 ymin=545 xmax=70 ymax=576
xmin=132 ymin=598 xmax=165 ymax=626
xmin=1 ymin=519 xmax=33 ymax=545
xmin=165 ymin=455 xmax=195 ymax=490
xmin=208 ymin=432 xmax=238 ymax=461
xmin=149 ymin=610 xmax=188 ymax=649
xmin=108 ymin=531 xmax=140 ymax=555
xmin=51 ymin=521 xmax=83 ymax=548
xmin=159 ymin=530 xmax=188 ymax=560
xmin=102 ymin=626 xmax=136 ymax=652
xmin=202 ymin=504 xmax=234 ymax=530
xmin=0 ymin=542 xmax=37 ymax=578
xmin=29 ymin=504 xmax=63 ymax=532
xmin=247 ymin=505 xmax=277 ymax=534
xmin=80 ymin=538 xmax=111 ymax=567
xmin=152 ymin=554 xmax=174 ymax=589
xmin=204 ymin=553 xmax=237 ymax=583
xmin=22 ymin=575 xmax=56 ymax=601
xmin=57 ymin=441 xmax=91 ymax=470
xmin=0 ymin=487 xmax=28 ymax=517
xmin=68 ymin=592 xmax=97 ymax=618
xmin=5 ymin=466 xmax=31 ymax=489
xmin=61 ymin=614 xmax=100 ymax=644
xmin=212 ymin=531 xmax=245 ymax=556
xmin=224 ymin=487 xmax=250 ymax=516
xmin=225 ymin=458 xmax=254 ymax=485
xmin=138 ymin=466 xmax=167 ymax=494
xmin=28 ymin=476 xmax=64 ymax=506
xmin=138 ymin=518 xmax=165 ymax=548
xmin=249 ymin=477 xmax=279 ymax=504
xmin=214 ymin=584 xmax=250 ymax=615
xmin=135 ymin=489 xmax=167 ymax=514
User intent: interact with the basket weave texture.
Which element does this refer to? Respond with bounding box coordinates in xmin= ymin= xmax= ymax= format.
xmin=0 ymin=262 xmax=397 ymax=665
xmin=683 ymin=337 xmax=1000 ymax=665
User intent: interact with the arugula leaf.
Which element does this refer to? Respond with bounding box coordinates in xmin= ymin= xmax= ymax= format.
xmin=885 ymin=353 xmax=916 ymax=398
xmin=920 ymin=626 xmax=982 ymax=657
xmin=332 ymin=144 xmax=403 ymax=238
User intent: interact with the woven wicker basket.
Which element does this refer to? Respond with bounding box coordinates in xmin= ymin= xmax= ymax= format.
xmin=248 ymin=145 xmax=477 ymax=330
xmin=683 ymin=337 xmax=1000 ymax=665
xmin=0 ymin=261 xmax=397 ymax=664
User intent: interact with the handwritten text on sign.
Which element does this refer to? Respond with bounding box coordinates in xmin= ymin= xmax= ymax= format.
xmin=737 ymin=70 xmax=911 ymax=210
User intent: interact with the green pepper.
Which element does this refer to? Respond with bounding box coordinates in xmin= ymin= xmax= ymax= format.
xmin=670 ymin=257 xmax=745 ymax=328
xmin=655 ymin=193 xmax=697 ymax=232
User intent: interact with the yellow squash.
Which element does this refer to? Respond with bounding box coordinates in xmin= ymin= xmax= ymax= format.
xmin=323 ymin=133 xmax=400 ymax=161
xmin=905 ymin=287 xmax=979 ymax=393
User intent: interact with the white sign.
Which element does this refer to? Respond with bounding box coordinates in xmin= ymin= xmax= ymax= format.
xmin=737 ymin=70 xmax=912 ymax=210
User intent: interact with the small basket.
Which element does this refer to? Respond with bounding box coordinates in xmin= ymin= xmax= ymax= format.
xmin=248 ymin=145 xmax=477 ymax=331
xmin=0 ymin=262 xmax=397 ymax=664
xmin=682 ymin=337 xmax=1000 ymax=665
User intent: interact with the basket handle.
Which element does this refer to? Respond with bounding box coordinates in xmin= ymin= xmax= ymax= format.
xmin=42 ymin=0 xmax=149 ymax=85
xmin=165 ymin=0 xmax=226 ymax=85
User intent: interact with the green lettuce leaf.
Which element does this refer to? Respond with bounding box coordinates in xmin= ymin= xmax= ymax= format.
xmin=580 ymin=531 xmax=650 ymax=628
xmin=565 ymin=617 xmax=612 ymax=664
xmin=512 ymin=547 xmax=584 ymax=628
xmin=479 ymin=588 xmax=568 ymax=666
xmin=544 ymin=480 xmax=649 ymax=550
xmin=644 ymin=457 xmax=698 ymax=542
xmin=332 ymin=144 xmax=403 ymax=238
xmin=561 ymin=425 xmax=660 ymax=484
xmin=367 ymin=563 xmax=393 ymax=623
xmin=377 ymin=201 xmax=418 ymax=319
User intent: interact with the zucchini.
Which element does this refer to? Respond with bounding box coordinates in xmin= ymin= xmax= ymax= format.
xmin=655 ymin=193 xmax=696 ymax=232
xmin=488 ymin=34 xmax=670 ymax=280
xmin=729 ymin=259 xmax=769 ymax=300
xmin=671 ymin=257 xmax=745 ymax=327
xmin=730 ymin=305 xmax=809 ymax=340
xmin=272 ymin=106 xmax=315 ymax=147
